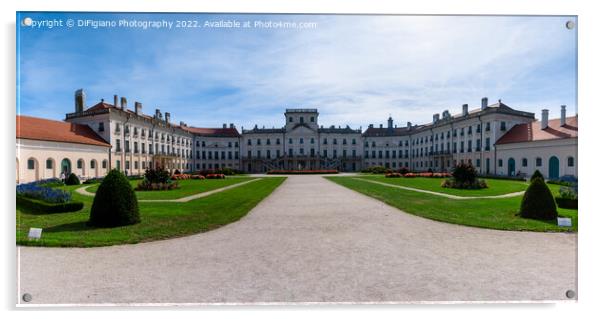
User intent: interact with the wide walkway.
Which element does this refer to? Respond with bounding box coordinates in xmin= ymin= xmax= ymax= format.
xmin=18 ymin=175 xmax=576 ymax=304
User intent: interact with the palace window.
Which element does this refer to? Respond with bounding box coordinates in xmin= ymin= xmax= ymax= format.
xmin=102 ymin=160 xmax=108 ymax=169
xmin=27 ymin=159 xmax=35 ymax=170
xmin=98 ymin=122 xmax=104 ymax=132
xmin=522 ymin=158 xmax=528 ymax=167
xmin=77 ymin=159 xmax=83 ymax=169
xmin=501 ymin=121 xmax=507 ymax=131
xmin=568 ymin=156 xmax=575 ymax=167
xmin=46 ymin=159 xmax=53 ymax=169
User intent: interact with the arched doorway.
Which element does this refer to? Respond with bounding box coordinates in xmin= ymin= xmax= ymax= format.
xmin=61 ymin=158 xmax=71 ymax=176
xmin=507 ymin=158 xmax=516 ymax=176
xmin=549 ymin=156 xmax=560 ymax=180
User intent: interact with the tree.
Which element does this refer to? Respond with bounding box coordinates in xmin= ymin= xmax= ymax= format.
xmin=519 ymin=177 xmax=558 ymax=220
xmin=88 ymin=169 xmax=140 ymax=227
xmin=65 ymin=173 xmax=80 ymax=185
xmin=530 ymin=169 xmax=544 ymax=182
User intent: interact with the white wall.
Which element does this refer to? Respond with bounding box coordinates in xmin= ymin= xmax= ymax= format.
xmin=16 ymin=138 xmax=110 ymax=184
xmin=495 ymin=138 xmax=578 ymax=178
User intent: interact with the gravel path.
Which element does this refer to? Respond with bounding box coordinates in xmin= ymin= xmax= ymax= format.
xmin=355 ymin=178 xmax=526 ymax=199
xmin=18 ymin=175 xmax=576 ymax=305
xmin=75 ymin=178 xmax=260 ymax=203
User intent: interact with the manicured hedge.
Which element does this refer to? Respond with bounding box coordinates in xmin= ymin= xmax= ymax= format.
xmin=89 ymin=169 xmax=140 ymax=227
xmin=65 ymin=173 xmax=80 ymax=185
xmin=17 ymin=195 xmax=83 ymax=214
xmin=555 ymin=197 xmax=578 ymax=209
xmin=520 ymin=177 xmax=557 ymax=220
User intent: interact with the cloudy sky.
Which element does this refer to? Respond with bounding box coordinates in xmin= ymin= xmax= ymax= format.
xmin=17 ymin=12 xmax=577 ymax=130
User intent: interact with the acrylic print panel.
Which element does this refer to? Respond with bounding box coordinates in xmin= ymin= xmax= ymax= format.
xmin=16 ymin=12 xmax=578 ymax=305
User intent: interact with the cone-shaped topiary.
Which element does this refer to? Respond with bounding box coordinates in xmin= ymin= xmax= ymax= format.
xmin=519 ymin=177 xmax=558 ymax=220
xmin=88 ymin=169 xmax=140 ymax=227
xmin=530 ymin=169 xmax=544 ymax=182
xmin=65 ymin=173 xmax=80 ymax=185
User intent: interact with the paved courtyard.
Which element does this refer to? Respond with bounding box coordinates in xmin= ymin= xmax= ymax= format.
xmin=18 ymin=175 xmax=577 ymax=304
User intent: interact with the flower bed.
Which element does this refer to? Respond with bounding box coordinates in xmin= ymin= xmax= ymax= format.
xmin=172 ymin=174 xmax=205 ymax=180
xmin=206 ymin=173 xmax=226 ymax=179
xmin=266 ymin=170 xmax=339 ymax=175
xmin=441 ymin=163 xmax=487 ymax=189
xmin=385 ymin=172 xmax=403 ymax=178
xmin=16 ymin=182 xmax=72 ymax=203
xmin=136 ymin=167 xmax=180 ymax=191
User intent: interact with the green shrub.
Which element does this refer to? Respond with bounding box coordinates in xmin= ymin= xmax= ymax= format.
xmin=555 ymin=197 xmax=578 ymax=209
xmin=442 ymin=163 xmax=487 ymax=189
xmin=530 ymin=170 xmax=544 ymax=182
xmin=65 ymin=173 xmax=80 ymax=185
xmin=17 ymin=195 xmax=83 ymax=214
xmin=555 ymin=186 xmax=578 ymax=209
xmin=519 ymin=177 xmax=558 ymax=220
xmin=452 ymin=163 xmax=477 ymax=184
xmin=88 ymin=169 xmax=140 ymax=227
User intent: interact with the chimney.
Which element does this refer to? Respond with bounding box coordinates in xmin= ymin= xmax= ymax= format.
xmin=407 ymin=121 xmax=412 ymax=128
xmin=369 ymin=124 xmax=374 ymax=128
xmin=541 ymin=109 xmax=549 ymax=129
xmin=442 ymin=110 xmax=449 ymax=119
xmin=180 ymin=121 xmax=186 ymax=127
xmin=230 ymin=123 xmax=234 ymax=129
xmin=379 ymin=124 xmax=383 ymax=129
xmin=155 ymin=108 xmax=161 ymax=119
xmin=222 ymin=123 xmax=227 ymax=129
xmin=481 ymin=97 xmax=488 ymax=110
xmin=74 ymin=89 xmax=85 ymax=113
xmin=560 ymin=105 xmax=567 ymax=126
xmin=165 ymin=112 xmax=171 ymax=123
xmin=113 ymin=95 xmax=118 ymax=107
xmin=120 ymin=97 xmax=127 ymax=110
xmin=433 ymin=113 xmax=440 ymax=124
xmin=387 ymin=116 xmax=393 ymax=129
xmin=462 ymin=104 xmax=469 ymax=116
xmin=134 ymin=102 xmax=142 ymax=115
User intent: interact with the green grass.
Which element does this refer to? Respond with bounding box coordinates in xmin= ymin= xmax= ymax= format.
xmin=17 ymin=177 xmax=286 ymax=247
xmin=326 ymin=176 xmax=577 ymax=232
xmin=357 ymin=176 xmax=529 ymax=196
xmin=82 ymin=177 xmax=253 ymax=200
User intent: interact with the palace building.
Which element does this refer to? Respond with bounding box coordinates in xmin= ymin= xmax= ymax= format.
xmin=15 ymin=90 xmax=578 ymax=183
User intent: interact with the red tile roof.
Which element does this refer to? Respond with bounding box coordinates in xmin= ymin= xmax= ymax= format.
xmin=16 ymin=115 xmax=110 ymax=147
xmin=496 ymin=116 xmax=578 ymax=145
xmin=183 ymin=126 xmax=241 ymax=137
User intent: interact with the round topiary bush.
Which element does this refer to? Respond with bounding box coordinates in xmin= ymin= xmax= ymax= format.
xmin=530 ymin=169 xmax=544 ymax=182
xmin=65 ymin=173 xmax=80 ymax=185
xmin=519 ymin=177 xmax=558 ymax=220
xmin=88 ymin=169 xmax=140 ymax=227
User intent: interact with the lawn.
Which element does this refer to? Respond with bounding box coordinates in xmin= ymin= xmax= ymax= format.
xmin=326 ymin=176 xmax=577 ymax=232
xmin=83 ymin=177 xmax=253 ymax=200
xmin=356 ymin=176 xmax=529 ymax=196
xmin=17 ymin=177 xmax=286 ymax=247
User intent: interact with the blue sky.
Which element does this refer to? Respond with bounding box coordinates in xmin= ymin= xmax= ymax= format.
xmin=17 ymin=12 xmax=577 ymax=130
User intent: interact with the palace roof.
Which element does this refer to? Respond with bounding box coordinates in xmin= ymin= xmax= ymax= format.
xmin=16 ymin=115 xmax=111 ymax=147
xmin=496 ymin=116 xmax=578 ymax=145
xmin=182 ymin=126 xmax=241 ymax=137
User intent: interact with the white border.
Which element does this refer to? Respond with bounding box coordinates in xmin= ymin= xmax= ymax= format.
xmin=3 ymin=0 xmax=601 ymax=318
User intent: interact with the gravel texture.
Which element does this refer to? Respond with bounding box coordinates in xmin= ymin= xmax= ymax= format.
xmin=18 ymin=175 xmax=576 ymax=305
